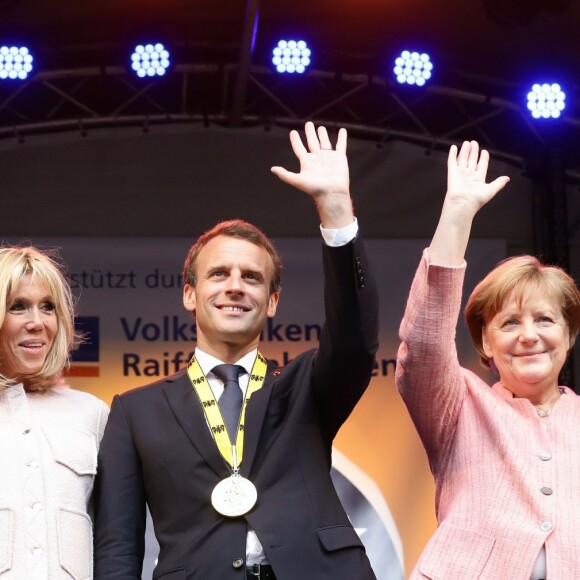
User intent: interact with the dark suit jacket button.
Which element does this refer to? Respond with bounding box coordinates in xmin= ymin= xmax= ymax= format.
xmin=232 ymin=558 xmax=244 ymax=568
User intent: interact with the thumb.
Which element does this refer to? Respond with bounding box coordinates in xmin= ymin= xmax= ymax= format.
xmin=271 ymin=166 xmax=298 ymax=187
xmin=489 ymin=175 xmax=510 ymax=195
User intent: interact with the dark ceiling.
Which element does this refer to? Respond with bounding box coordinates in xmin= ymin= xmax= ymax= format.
xmin=1 ymin=0 xmax=577 ymax=77
xmin=0 ymin=0 xmax=578 ymax=170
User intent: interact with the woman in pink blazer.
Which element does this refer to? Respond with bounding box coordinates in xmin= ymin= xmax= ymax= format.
xmin=396 ymin=141 xmax=580 ymax=579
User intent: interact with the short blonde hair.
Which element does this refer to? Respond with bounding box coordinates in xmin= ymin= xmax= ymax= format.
xmin=0 ymin=246 xmax=77 ymax=391
xmin=465 ymin=255 xmax=580 ymax=368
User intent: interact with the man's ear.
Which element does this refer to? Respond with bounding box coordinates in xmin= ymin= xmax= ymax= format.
xmin=183 ymin=284 xmax=196 ymax=314
xmin=267 ymin=291 xmax=280 ymax=318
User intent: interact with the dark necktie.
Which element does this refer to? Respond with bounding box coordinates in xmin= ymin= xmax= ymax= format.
xmin=212 ymin=364 xmax=244 ymax=443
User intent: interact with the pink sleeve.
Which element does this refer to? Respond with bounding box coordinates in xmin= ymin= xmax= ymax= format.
xmin=396 ymin=249 xmax=469 ymax=475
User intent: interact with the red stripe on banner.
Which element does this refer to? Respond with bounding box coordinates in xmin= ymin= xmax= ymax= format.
xmin=66 ymin=366 xmax=100 ymax=377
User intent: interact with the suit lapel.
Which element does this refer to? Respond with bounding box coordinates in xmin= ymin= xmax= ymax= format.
xmin=239 ymin=360 xmax=278 ymax=478
xmin=162 ymin=372 xmax=229 ymax=478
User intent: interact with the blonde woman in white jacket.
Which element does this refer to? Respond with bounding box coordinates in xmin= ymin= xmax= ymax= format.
xmin=0 ymin=246 xmax=109 ymax=580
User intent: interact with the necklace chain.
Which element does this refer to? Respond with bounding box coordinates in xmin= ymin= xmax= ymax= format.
xmin=533 ymin=388 xmax=565 ymax=418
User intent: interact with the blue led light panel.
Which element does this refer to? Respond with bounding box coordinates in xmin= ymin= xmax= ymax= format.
xmin=527 ymin=83 xmax=566 ymax=119
xmin=272 ymin=40 xmax=311 ymax=74
xmin=393 ymin=50 xmax=433 ymax=86
xmin=131 ymin=43 xmax=171 ymax=78
xmin=0 ymin=46 xmax=33 ymax=80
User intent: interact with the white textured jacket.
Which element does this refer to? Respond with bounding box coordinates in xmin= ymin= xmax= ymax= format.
xmin=0 ymin=384 xmax=109 ymax=579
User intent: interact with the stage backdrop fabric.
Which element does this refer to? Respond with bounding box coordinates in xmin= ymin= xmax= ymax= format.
xmin=6 ymin=236 xmax=505 ymax=578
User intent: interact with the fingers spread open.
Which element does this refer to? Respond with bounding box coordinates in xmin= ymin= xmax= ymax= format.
xmin=336 ymin=127 xmax=347 ymax=153
xmin=289 ymin=130 xmax=307 ymax=157
xmin=475 ymin=148 xmax=490 ymax=177
xmin=457 ymin=141 xmax=471 ymax=166
xmin=467 ymin=140 xmax=479 ymax=168
xmin=447 ymin=144 xmax=458 ymax=166
xmin=304 ymin=121 xmax=321 ymax=152
xmin=316 ymin=125 xmax=332 ymax=150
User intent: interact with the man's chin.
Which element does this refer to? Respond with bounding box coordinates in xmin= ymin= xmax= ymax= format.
xmin=216 ymin=328 xmax=261 ymax=345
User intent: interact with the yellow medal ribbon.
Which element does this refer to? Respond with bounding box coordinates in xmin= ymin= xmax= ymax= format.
xmin=187 ymin=352 xmax=268 ymax=469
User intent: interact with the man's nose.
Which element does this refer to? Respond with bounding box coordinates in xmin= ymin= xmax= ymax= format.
xmin=224 ymin=273 xmax=244 ymax=293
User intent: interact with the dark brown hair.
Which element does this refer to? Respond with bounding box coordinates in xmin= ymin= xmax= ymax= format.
xmin=182 ymin=219 xmax=282 ymax=295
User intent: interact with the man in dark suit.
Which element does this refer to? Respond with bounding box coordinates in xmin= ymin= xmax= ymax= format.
xmin=94 ymin=122 xmax=379 ymax=580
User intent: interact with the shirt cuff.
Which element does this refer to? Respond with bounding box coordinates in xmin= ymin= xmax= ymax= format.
xmin=320 ymin=217 xmax=359 ymax=247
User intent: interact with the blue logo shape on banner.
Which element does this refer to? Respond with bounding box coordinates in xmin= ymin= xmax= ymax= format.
xmin=72 ymin=316 xmax=100 ymax=362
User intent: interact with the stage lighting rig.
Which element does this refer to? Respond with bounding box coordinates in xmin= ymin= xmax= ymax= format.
xmin=271 ymin=40 xmax=311 ymax=74
xmin=393 ymin=50 xmax=433 ymax=87
xmin=0 ymin=45 xmax=33 ymax=80
xmin=130 ymin=43 xmax=170 ymax=78
xmin=527 ymin=83 xmax=566 ymax=119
